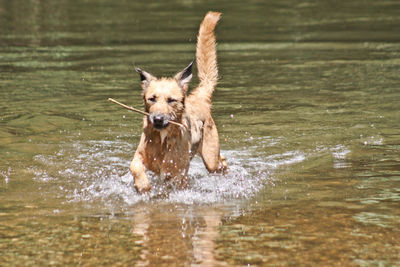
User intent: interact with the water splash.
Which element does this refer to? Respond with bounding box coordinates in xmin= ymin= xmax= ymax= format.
xmin=31 ymin=137 xmax=355 ymax=208
xmin=30 ymin=139 xmax=284 ymax=206
xmin=0 ymin=166 xmax=11 ymax=184
xmin=330 ymin=144 xmax=351 ymax=169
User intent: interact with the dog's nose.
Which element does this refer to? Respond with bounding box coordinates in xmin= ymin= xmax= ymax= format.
xmin=153 ymin=114 xmax=164 ymax=125
xmin=150 ymin=114 xmax=169 ymax=129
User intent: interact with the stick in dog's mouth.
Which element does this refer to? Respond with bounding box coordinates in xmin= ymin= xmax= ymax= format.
xmin=108 ymin=98 xmax=187 ymax=130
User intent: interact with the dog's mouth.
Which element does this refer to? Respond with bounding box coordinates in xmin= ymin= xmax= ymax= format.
xmin=149 ymin=113 xmax=170 ymax=130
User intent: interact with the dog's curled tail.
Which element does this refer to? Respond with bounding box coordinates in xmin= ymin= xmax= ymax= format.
xmin=193 ymin=11 xmax=221 ymax=103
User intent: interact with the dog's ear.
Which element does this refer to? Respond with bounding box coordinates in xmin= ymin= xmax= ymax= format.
xmin=174 ymin=61 xmax=193 ymax=92
xmin=135 ymin=67 xmax=156 ymax=90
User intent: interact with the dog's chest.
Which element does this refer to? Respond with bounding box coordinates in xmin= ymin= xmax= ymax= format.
xmin=144 ymin=130 xmax=192 ymax=174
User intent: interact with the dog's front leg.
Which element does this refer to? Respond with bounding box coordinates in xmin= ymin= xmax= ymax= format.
xmin=130 ymin=155 xmax=151 ymax=193
xmin=130 ymin=135 xmax=151 ymax=193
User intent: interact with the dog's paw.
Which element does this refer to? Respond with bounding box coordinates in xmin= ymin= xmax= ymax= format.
xmin=220 ymin=156 xmax=228 ymax=174
xmin=134 ymin=179 xmax=151 ymax=193
xmin=173 ymin=176 xmax=189 ymax=190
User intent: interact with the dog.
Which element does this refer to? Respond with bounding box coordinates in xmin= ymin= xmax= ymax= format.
xmin=130 ymin=11 xmax=227 ymax=192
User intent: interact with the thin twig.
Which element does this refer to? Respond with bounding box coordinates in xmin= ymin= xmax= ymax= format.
xmin=108 ymin=98 xmax=187 ymax=129
xmin=108 ymin=98 xmax=149 ymax=116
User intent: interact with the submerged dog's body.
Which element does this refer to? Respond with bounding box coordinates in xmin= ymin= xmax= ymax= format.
xmin=130 ymin=12 xmax=227 ymax=192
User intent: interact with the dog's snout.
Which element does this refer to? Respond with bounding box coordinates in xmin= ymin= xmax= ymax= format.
xmin=150 ymin=113 xmax=170 ymax=129
xmin=153 ymin=114 xmax=165 ymax=125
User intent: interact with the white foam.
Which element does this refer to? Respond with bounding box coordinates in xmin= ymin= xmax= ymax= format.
xmin=330 ymin=144 xmax=352 ymax=169
xmin=264 ymin=151 xmax=306 ymax=168
xmin=31 ymin=138 xmax=310 ymax=208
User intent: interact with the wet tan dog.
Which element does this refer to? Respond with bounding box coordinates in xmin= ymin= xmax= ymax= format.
xmin=130 ymin=11 xmax=227 ymax=192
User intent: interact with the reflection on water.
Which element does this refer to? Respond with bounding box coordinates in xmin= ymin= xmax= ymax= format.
xmin=1 ymin=0 xmax=400 ymax=265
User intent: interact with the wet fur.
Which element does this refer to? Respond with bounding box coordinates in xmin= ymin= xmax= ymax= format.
xmin=130 ymin=12 xmax=227 ymax=192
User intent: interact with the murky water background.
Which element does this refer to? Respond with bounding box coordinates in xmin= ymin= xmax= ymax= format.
xmin=1 ymin=0 xmax=400 ymax=265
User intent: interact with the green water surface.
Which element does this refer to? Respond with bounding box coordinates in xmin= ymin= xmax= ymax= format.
xmin=1 ymin=0 xmax=400 ymax=266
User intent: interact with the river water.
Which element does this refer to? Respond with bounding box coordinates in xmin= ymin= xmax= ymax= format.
xmin=1 ymin=0 xmax=400 ymax=266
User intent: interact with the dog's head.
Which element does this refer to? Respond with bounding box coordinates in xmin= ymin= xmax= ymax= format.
xmin=135 ymin=62 xmax=193 ymax=130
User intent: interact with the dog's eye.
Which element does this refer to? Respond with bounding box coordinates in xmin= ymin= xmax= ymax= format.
xmin=167 ymin=98 xmax=177 ymax=104
xmin=147 ymin=96 xmax=156 ymax=103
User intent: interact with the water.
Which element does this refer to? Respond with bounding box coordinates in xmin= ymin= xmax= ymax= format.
xmin=1 ymin=0 xmax=400 ymax=265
